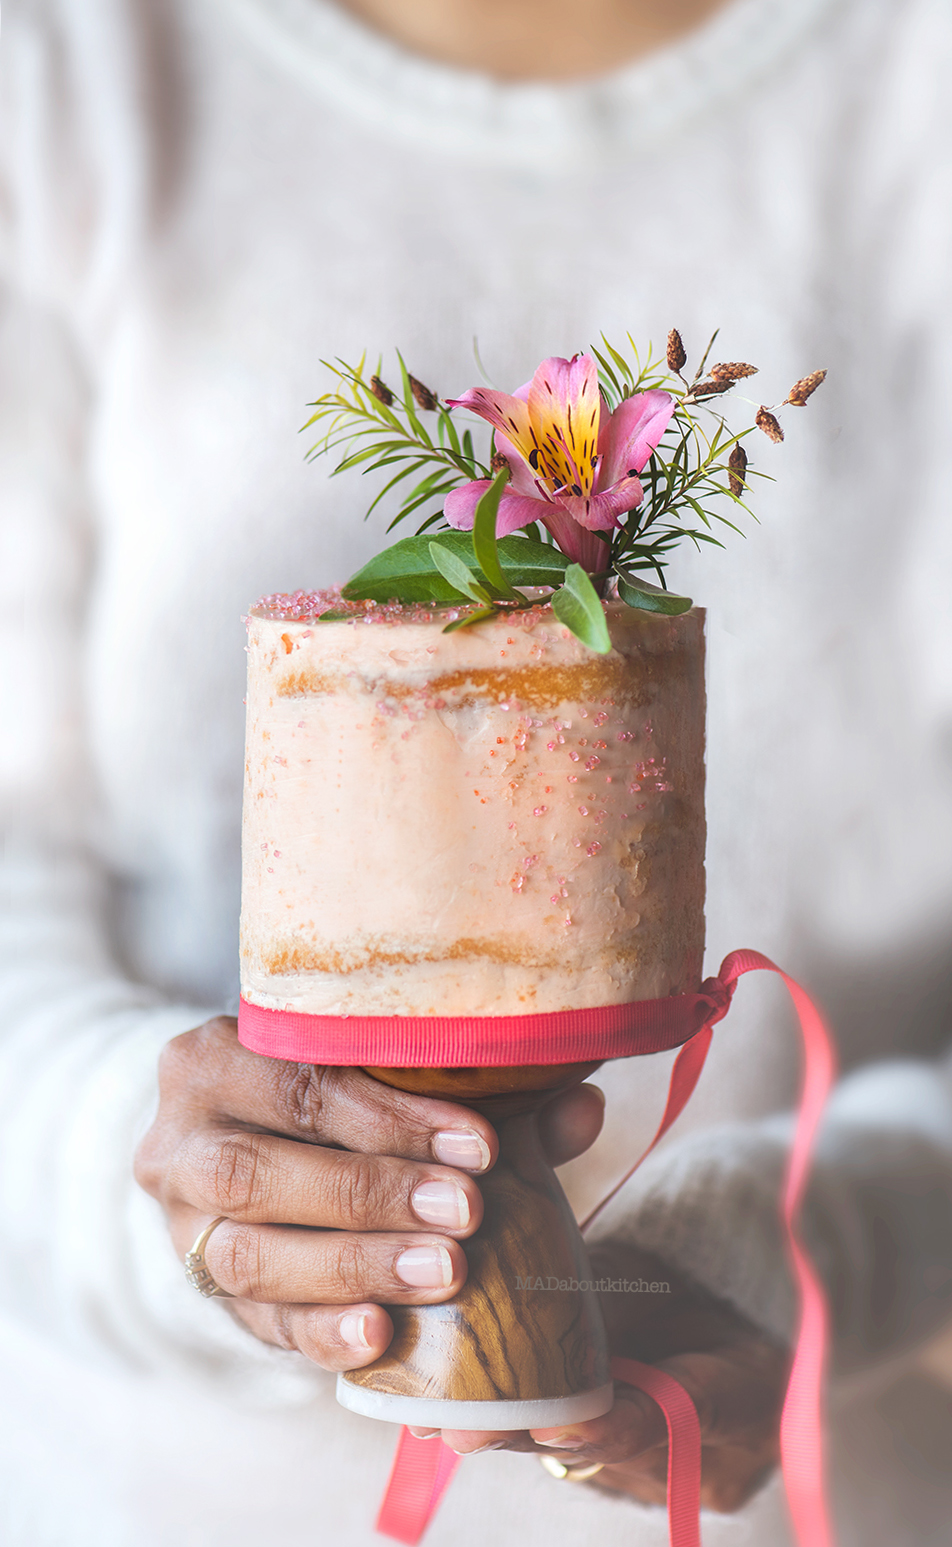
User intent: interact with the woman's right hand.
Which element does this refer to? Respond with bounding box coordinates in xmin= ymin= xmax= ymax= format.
xmin=134 ymin=1014 xmax=497 ymax=1370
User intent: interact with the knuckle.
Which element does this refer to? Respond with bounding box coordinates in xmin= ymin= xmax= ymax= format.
xmin=156 ymin=1031 xmax=196 ymax=1092
xmin=157 ymin=1018 xmax=237 ymax=1092
xmin=278 ymin=1062 xmax=329 ymax=1134
xmin=132 ymin=1132 xmax=163 ymax=1198
xmin=220 ymin=1224 xmax=267 ymax=1299
xmin=331 ymin=1233 xmax=368 ymax=1300
xmin=205 ymin=1132 xmax=270 ymax=1216
xmin=328 ymin=1154 xmax=385 ymax=1230
xmin=269 ymin=1303 xmax=300 ymax=1354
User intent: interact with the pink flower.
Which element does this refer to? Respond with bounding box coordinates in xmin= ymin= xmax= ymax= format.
xmin=445 ymin=353 xmax=674 ymax=572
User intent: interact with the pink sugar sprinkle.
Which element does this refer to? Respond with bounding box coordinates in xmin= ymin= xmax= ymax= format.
xmin=587 ymin=842 xmax=601 ymax=856
xmin=248 ymin=586 xmax=488 ymax=628
xmin=533 ymin=805 xmax=547 ymax=816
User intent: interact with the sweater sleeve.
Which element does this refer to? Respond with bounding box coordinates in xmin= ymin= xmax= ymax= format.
xmin=588 ymin=1053 xmax=952 ymax=1379
xmin=0 ymin=5 xmax=317 ymax=1398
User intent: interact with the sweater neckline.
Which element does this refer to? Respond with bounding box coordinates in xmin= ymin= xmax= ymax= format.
xmin=219 ymin=0 xmax=845 ymax=168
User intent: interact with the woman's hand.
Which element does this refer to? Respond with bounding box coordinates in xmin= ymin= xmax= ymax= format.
xmin=134 ymin=1015 xmax=604 ymax=1372
xmin=425 ymin=1242 xmax=787 ymax=1514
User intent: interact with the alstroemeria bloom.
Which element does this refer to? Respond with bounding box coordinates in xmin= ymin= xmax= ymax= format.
xmin=445 ymin=353 xmax=674 ymax=573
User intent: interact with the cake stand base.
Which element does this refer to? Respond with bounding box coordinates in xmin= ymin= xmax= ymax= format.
xmin=336 ymin=1377 xmax=615 ymax=1430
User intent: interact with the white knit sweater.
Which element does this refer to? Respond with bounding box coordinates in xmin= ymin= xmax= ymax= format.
xmin=2 ymin=1 xmax=952 ymax=1543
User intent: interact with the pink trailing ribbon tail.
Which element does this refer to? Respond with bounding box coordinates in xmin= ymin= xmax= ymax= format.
xmin=610 ymin=1359 xmax=702 ymax=1547
xmin=375 ymin=1428 xmax=460 ymax=1546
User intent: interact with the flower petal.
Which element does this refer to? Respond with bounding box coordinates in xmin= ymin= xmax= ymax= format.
xmin=597 ymin=390 xmax=674 ymax=490
xmin=443 ymin=480 xmax=491 ymax=530
xmin=552 ymin=480 xmax=641 ymax=531
xmin=445 ymin=388 xmax=532 ymax=459
xmin=537 ymin=508 xmax=609 ymax=571
xmin=527 ymin=354 xmax=601 ymax=496
xmin=494 ymin=430 xmax=539 ymax=497
xmin=443 ymin=480 xmax=547 ymax=537
xmin=493 ymin=492 xmax=553 ymax=536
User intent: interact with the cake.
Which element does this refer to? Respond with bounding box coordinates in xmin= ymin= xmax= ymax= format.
xmin=239 ymin=595 xmax=706 ymax=1021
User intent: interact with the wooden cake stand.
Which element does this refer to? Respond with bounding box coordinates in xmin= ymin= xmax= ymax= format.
xmin=336 ymin=1059 xmax=613 ymax=1429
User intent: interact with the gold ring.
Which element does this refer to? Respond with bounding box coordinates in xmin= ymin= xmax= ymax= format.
xmin=184 ymin=1215 xmax=236 ymax=1298
xmin=539 ymin=1456 xmax=605 ymax=1482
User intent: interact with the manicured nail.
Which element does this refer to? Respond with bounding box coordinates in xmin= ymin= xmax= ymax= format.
xmin=433 ymin=1130 xmax=491 ymax=1173
xmin=540 ymin=1436 xmax=586 ymax=1450
xmin=339 ymin=1312 xmax=371 ymax=1351
xmin=411 ymin=1180 xmax=470 ymax=1230
xmin=450 ymin=1440 xmax=507 ymax=1455
xmin=395 ymin=1244 xmax=454 ymax=1289
xmin=408 ymin=1428 xmax=440 ymax=1440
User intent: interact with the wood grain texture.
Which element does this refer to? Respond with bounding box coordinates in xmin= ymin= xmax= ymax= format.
xmin=344 ymin=1071 xmax=609 ymax=1404
xmin=365 ymin=1061 xmax=602 ymax=1099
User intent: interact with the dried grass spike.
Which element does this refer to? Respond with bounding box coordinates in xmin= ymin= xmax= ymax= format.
xmin=785 ymin=369 xmax=827 ymax=407
xmin=409 ymin=375 xmax=439 ymax=411
xmin=728 ymin=443 xmax=748 ymax=496
xmin=691 ymin=378 xmax=734 ymax=398
xmin=370 ymin=375 xmax=394 ymax=405
xmin=666 ymin=328 xmax=687 ymax=373
xmin=755 ymin=407 xmax=784 ymax=443
xmin=711 ymin=361 xmax=759 ymax=382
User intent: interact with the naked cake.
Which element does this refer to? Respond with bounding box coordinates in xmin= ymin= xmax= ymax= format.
xmin=239 ymin=594 xmax=705 ymax=1021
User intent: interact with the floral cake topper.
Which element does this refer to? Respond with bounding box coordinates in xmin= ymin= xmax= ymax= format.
xmin=304 ymin=331 xmax=824 ymax=652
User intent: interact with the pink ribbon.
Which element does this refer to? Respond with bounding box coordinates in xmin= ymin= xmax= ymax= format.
xmin=370 ymin=952 xmax=837 ymax=1547
xmin=243 ymin=953 xmax=835 ymax=1546
xmin=375 ymin=1427 xmax=460 ymax=1545
xmin=237 ymin=982 xmax=731 ymax=1067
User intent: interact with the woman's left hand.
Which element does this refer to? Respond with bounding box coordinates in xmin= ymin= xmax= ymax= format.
xmin=413 ymin=1240 xmax=787 ymax=1514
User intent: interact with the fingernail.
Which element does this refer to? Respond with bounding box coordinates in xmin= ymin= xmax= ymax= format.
xmin=450 ymin=1440 xmax=507 ymax=1455
xmin=541 ymin=1436 xmax=586 ymax=1450
xmin=408 ymin=1428 xmax=440 ymax=1440
xmin=411 ymin=1180 xmax=470 ymax=1230
xmin=339 ymin=1312 xmax=371 ymax=1351
xmin=395 ymin=1244 xmax=454 ymax=1288
xmin=433 ymin=1130 xmax=491 ymax=1173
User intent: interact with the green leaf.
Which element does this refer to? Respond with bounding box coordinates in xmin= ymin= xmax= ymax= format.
xmin=550 ymin=565 xmax=612 ymax=654
xmin=472 ymin=470 xmax=521 ymax=600
xmin=341 ymin=533 xmax=570 ymax=604
xmin=616 ymin=571 xmax=693 ymax=615
xmin=428 ymin=542 xmax=492 ymax=605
